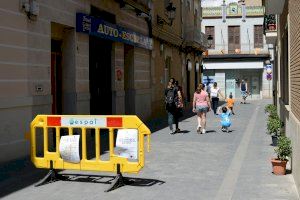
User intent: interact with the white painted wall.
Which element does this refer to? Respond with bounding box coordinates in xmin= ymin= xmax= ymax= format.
xmin=201 ymin=17 xmax=269 ymax=54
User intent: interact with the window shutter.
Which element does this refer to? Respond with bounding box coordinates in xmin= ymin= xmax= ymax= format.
xmin=228 ymin=26 xmax=240 ymax=53
xmin=205 ymin=26 xmax=215 ymax=49
xmin=254 ymin=25 xmax=263 ymax=48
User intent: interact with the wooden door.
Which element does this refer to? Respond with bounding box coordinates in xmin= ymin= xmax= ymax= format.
xmin=228 ymin=26 xmax=240 ymax=53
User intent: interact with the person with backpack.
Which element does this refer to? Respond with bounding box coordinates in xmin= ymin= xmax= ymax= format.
xmin=165 ymin=79 xmax=182 ymax=134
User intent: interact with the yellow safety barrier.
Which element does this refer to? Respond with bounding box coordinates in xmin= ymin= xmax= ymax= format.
xmin=29 ymin=115 xmax=151 ymax=192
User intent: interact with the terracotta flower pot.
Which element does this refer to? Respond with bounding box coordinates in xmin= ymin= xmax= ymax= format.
xmin=271 ymin=159 xmax=287 ymax=175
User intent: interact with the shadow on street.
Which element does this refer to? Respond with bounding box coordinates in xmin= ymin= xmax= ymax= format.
xmin=59 ymin=173 xmax=165 ymax=187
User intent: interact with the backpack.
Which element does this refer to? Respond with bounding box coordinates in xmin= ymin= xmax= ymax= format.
xmin=165 ymin=87 xmax=178 ymax=108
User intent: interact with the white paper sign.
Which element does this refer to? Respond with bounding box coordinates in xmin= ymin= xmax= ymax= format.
xmin=116 ymin=129 xmax=138 ymax=159
xmin=59 ymin=135 xmax=80 ymax=163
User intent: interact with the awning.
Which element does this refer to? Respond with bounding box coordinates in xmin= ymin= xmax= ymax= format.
xmin=203 ymin=62 xmax=264 ymax=69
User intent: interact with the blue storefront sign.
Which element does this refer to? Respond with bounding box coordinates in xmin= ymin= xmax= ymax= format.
xmin=76 ymin=13 xmax=153 ymax=50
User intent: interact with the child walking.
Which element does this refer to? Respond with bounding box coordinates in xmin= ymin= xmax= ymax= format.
xmin=226 ymin=93 xmax=235 ymax=115
xmin=217 ymin=106 xmax=232 ymax=133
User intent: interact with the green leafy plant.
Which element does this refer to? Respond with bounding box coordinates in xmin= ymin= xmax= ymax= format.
xmin=275 ymin=136 xmax=292 ymax=161
xmin=265 ymin=104 xmax=276 ymax=114
xmin=267 ymin=117 xmax=282 ymax=136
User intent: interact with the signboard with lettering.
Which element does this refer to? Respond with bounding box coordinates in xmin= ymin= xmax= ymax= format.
xmin=76 ymin=13 xmax=153 ymax=50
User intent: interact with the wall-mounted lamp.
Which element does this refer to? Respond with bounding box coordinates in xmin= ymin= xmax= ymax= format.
xmin=157 ymin=2 xmax=176 ymax=26
xmin=20 ymin=0 xmax=39 ymax=20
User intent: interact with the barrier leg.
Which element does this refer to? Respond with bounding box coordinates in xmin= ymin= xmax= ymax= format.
xmin=35 ymin=161 xmax=64 ymax=187
xmin=105 ymin=164 xmax=130 ymax=192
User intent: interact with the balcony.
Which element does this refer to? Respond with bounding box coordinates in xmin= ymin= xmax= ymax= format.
xmin=184 ymin=26 xmax=209 ymax=52
xmin=204 ymin=43 xmax=270 ymax=59
xmin=264 ymin=14 xmax=277 ymax=44
xmin=263 ymin=0 xmax=285 ymax=15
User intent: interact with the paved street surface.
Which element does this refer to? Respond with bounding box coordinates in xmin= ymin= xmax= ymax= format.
xmin=1 ymin=100 xmax=299 ymax=200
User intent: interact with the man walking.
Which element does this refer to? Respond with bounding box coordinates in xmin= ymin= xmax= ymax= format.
xmin=240 ymin=80 xmax=248 ymax=104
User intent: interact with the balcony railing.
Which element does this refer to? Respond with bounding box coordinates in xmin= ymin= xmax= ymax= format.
xmin=206 ymin=44 xmax=269 ymax=55
xmin=264 ymin=14 xmax=277 ymax=32
xmin=184 ymin=26 xmax=209 ymax=50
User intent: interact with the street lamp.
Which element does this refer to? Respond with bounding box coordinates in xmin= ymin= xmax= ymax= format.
xmin=207 ymin=35 xmax=213 ymax=48
xmin=157 ymin=2 xmax=176 ymax=26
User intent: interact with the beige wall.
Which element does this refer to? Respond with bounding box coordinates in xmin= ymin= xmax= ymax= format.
xmin=0 ymin=0 xmax=151 ymax=162
xmin=275 ymin=0 xmax=300 ymax=194
xmin=245 ymin=0 xmax=262 ymax=6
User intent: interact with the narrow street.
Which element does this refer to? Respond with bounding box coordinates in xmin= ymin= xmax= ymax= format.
xmin=1 ymin=100 xmax=298 ymax=200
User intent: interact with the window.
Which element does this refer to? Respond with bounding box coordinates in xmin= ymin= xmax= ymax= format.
xmin=205 ymin=26 xmax=215 ymax=49
xmin=228 ymin=26 xmax=240 ymax=54
xmin=280 ymin=27 xmax=289 ymax=104
xmin=254 ymin=25 xmax=263 ymax=48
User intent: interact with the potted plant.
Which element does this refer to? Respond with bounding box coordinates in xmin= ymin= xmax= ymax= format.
xmin=264 ymin=104 xmax=276 ymax=115
xmin=271 ymin=136 xmax=292 ymax=175
xmin=267 ymin=116 xmax=282 ymax=146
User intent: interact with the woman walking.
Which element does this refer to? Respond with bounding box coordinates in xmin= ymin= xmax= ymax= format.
xmin=193 ymin=83 xmax=211 ymax=134
xmin=165 ymin=79 xmax=182 ymax=134
xmin=210 ymin=82 xmax=224 ymax=115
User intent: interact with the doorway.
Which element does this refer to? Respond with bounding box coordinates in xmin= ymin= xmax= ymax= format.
xmin=89 ymin=36 xmax=112 ymax=115
xmin=89 ymin=6 xmax=115 ymax=115
xmin=186 ymin=60 xmax=191 ymax=102
xmin=164 ymin=56 xmax=171 ymax=86
xmin=51 ymin=39 xmax=63 ymax=114
xmin=124 ymin=44 xmax=135 ymax=114
xmin=195 ymin=63 xmax=198 ymax=91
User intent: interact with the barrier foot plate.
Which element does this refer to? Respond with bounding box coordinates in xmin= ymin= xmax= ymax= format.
xmin=105 ymin=173 xmax=130 ymax=192
xmin=35 ymin=169 xmax=64 ymax=187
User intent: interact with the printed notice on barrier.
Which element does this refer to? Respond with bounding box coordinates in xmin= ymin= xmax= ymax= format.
xmin=59 ymin=135 xmax=80 ymax=163
xmin=116 ymin=129 xmax=138 ymax=160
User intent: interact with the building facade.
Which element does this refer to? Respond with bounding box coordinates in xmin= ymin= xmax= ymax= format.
xmin=0 ymin=0 xmax=153 ymax=162
xmin=201 ymin=1 xmax=272 ymax=99
xmin=263 ymin=0 xmax=300 ymax=193
xmin=0 ymin=0 xmax=208 ymax=163
xmin=151 ymin=0 xmax=208 ymax=117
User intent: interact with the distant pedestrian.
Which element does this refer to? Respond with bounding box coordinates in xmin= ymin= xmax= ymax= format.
xmin=217 ymin=106 xmax=232 ymax=133
xmin=240 ymin=80 xmax=248 ymax=104
xmin=193 ymin=83 xmax=211 ymax=134
xmin=165 ymin=79 xmax=182 ymax=134
xmin=210 ymin=82 xmax=224 ymax=115
xmin=226 ymin=93 xmax=235 ymax=115
xmin=206 ymin=81 xmax=211 ymax=98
